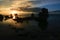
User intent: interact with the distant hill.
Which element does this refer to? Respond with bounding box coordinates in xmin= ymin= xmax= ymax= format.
xmin=52 ymin=10 xmax=60 ymax=12
xmin=49 ymin=10 xmax=60 ymax=12
xmin=49 ymin=10 xmax=60 ymax=14
xmin=18 ymin=7 xmax=41 ymax=12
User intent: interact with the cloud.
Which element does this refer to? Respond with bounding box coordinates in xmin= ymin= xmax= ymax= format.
xmin=0 ymin=0 xmax=60 ymax=9
xmin=0 ymin=0 xmax=34 ymax=8
xmin=31 ymin=0 xmax=60 ymax=7
xmin=0 ymin=0 xmax=13 ymax=8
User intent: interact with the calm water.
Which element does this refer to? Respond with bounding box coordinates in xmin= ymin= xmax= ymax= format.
xmin=0 ymin=13 xmax=60 ymax=40
xmin=0 ymin=14 xmax=60 ymax=35
xmin=47 ymin=14 xmax=60 ymax=32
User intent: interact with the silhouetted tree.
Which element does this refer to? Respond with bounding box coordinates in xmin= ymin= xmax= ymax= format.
xmin=9 ymin=14 xmax=13 ymax=18
xmin=4 ymin=15 xmax=9 ymax=20
xmin=0 ymin=14 xmax=3 ymax=22
xmin=38 ymin=8 xmax=48 ymax=31
xmin=14 ymin=14 xmax=18 ymax=19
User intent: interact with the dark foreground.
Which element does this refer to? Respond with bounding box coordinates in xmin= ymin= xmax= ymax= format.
xmin=0 ymin=14 xmax=60 ymax=40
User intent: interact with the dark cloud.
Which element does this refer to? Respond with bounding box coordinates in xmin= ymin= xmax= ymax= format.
xmin=0 ymin=0 xmax=60 ymax=7
xmin=29 ymin=0 xmax=60 ymax=7
xmin=30 ymin=0 xmax=60 ymax=4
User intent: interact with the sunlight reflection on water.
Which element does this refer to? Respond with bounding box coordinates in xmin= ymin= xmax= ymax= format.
xmin=3 ymin=19 xmax=38 ymax=29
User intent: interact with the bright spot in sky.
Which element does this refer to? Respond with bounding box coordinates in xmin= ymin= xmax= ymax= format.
xmin=10 ymin=10 xmax=18 ymax=19
xmin=10 ymin=10 xmax=18 ymax=14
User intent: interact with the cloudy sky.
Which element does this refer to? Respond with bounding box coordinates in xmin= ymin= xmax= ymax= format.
xmin=31 ymin=0 xmax=60 ymax=11
xmin=0 ymin=0 xmax=60 ymax=11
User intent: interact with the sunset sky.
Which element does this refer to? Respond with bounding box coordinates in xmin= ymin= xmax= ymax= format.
xmin=0 ymin=0 xmax=60 ymax=12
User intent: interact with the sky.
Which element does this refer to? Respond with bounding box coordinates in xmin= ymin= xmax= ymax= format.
xmin=31 ymin=0 xmax=60 ymax=11
xmin=41 ymin=3 xmax=60 ymax=11
xmin=0 ymin=0 xmax=60 ymax=11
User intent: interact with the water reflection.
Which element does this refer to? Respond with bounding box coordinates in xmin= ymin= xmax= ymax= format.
xmin=38 ymin=8 xmax=48 ymax=31
xmin=3 ymin=18 xmax=38 ymax=29
xmin=0 ymin=8 xmax=49 ymax=33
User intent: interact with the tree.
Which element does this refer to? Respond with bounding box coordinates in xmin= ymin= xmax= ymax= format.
xmin=0 ymin=14 xmax=3 ymax=22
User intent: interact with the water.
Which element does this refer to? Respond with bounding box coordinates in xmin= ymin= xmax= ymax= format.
xmin=47 ymin=14 xmax=60 ymax=32
xmin=0 ymin=14 xmax=60 ymax=31
xmin=0 ymin=13 xmax=60 ymax=35
xmin=0 ymin=13 xmax=60 ymax=40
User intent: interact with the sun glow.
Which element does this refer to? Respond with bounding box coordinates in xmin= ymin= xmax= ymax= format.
xmin=0 ymin=0 xmax=33 ymax=15
xmin=10 ymin=10 xmax=18 ymax=14
xmin=10 ymin=10 xmax=18 ymax=19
